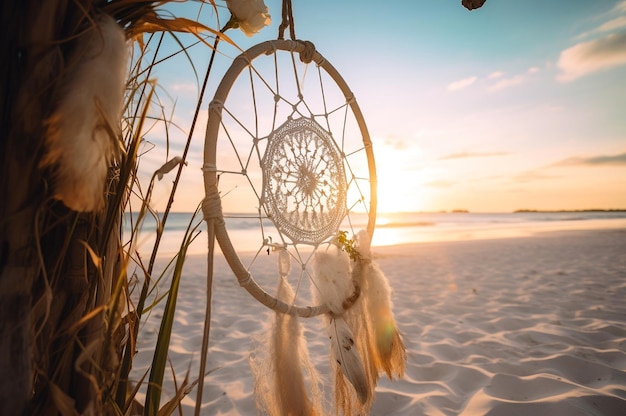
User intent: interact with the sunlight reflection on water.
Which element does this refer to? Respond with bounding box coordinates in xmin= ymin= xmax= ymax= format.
xmin=127 ymin=212 xmax=626 ymax=258
xmin=372 ymin=217 xmax=626 ymax=247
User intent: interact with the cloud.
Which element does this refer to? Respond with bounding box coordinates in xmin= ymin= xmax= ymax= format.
xmin=447 ymin=76 xmax=477 ymax=92
xmin=439 ymin=151 xmax=509 ymax=161
xmin=557 ymin=31 xmax=626 ymax=82
xmin=554 ymin=151 xmax=626 ymax=166
xmin=613 ymin=0 xmax=626 ymax=14
xmin=449 ymin=67 xmax=539 ymax=94
xmin=424 ymin=180 xmax=455 ymax=188
xmin=576 ymin=16 xmax=626 ymax=39
xmin=487 ymin=75 xmax=525 ymax=92
xmin=595 ymin=15 xmax=626 ymax=33
xmin=170 ymin=82 xmax=199 ymax=94
xmin=382 ymin=135 xmax=410 ymax=150
xmin=527 ymin=66 xmax=540 ymax=74
xmin=485 ymin=66 xmax=538 ymax=92
xmin=512 ymin=170 xmax=559 ymax=183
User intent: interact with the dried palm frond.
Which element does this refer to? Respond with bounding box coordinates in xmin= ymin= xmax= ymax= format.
xmin=103 ymin=0 xmax=238 ymax=50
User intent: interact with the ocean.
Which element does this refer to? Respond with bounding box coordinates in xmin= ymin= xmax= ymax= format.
xmin=124 ymin=210 xmax=626 ymax=258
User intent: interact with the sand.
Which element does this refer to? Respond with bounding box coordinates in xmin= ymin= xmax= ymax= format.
xmin=131 ymin=228 xmax=626 ymax=415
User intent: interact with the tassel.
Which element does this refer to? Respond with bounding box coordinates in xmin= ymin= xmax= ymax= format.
xmin=41 ymin=14 xmax=127 ymax=212
xmin=354 ymin=230 xmax=406 ymax=379
xmin=250 ymin=249 xmax=322 ymax=416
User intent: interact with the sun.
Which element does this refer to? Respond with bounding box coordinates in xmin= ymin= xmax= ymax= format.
xmin=374 ymin=143 xmax=428 ymax=214
xmin=376 ymin=170 xmax=421 ymax=213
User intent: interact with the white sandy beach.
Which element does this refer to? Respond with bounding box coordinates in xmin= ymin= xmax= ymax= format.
xmin=131 ymin=227 xmax=626 ymax=415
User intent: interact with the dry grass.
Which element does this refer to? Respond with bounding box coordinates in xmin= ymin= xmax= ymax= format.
xmin=1 ymin=1 xmax=240 ymax=414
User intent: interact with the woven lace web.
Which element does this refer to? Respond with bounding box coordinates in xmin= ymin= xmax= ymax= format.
xmin=262 ymin=117 xmax=347 ymax=244
xmin=211 ymin=43 xmax=373 ymax=305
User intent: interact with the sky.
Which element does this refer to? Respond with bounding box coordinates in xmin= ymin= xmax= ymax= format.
xmin=140 ymin=0 xmax=626 ymax=213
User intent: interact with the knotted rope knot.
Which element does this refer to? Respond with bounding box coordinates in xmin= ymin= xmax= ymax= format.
xmin=209 ymin=99 xmax=224 ymax=118
xmin=298 ymin=40 xmax=316 ymax=64
xmin=202 ymin=186 xmax=223 ymax=221
xmin=201 ymin=163 xmax=217 ymax=172
xmin=265 ymin=42 xmax=278 ymax=57
xmin=238 ymin=272 xmax=253 ymax=287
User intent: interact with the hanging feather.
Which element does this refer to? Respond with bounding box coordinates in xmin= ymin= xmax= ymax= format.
xmin=341 ymin=280 xmax=378 ymax=400
xmin=354 ymin=230 xmax=406 ymax=379
xmin=250 ymin=249 xmax=323 ymax=416
xmin=313 ymin=245 xmax=370 ymax=411
xmin=327 ymin=315 xmax=369 ymax=404
xmin=41 ymin=14 xmax=127 ymax=212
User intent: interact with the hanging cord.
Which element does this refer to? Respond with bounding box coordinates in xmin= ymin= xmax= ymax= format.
xmin=277 ymin=0 xmax=316 ymax=64
xmin=278 ymin=0 xmax=296 ymax=40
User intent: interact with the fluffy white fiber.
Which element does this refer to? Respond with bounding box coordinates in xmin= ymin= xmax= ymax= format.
xmin=250 ymin=250 xmax=323 ymax=416
xmin=41 ymin=14 xmax=127 ymax=212
xmin=312 ymin=245 xmax=355 ymax=316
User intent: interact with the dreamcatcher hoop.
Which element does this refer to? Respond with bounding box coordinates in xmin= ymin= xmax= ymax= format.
xmin=202 ymin=39 xmax=377 ymax=318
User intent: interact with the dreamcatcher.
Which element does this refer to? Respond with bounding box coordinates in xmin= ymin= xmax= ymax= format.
xmin=201 ymin=1 xmax=405 ymax=414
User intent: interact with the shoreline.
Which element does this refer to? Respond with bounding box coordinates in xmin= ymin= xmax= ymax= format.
xmin=171 ymin=217 xmax=626 ymax=259
xmin=128 ymin=211 xmax=626 ymax=259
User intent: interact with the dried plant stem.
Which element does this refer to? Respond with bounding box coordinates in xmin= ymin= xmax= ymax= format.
xmin=115 ymin=32 xmax=164 ymax=412
xmin=195 ymin=215 xmax=217 ymax=415
xmin=193 ymin=32 xmax=223 ymax=416
xmin=145 ymin=31 xmax=221 ymax=276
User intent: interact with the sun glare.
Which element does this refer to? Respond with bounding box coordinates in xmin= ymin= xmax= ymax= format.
xmin=374 ymin=143 xmax=426 ymax=214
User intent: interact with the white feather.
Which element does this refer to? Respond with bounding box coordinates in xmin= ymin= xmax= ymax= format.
xmin=41 ymin=14 xmax=127 ymax=212
xmin=328 ymin=316 xmax=369 ymax=404
xmin=312 ymin=245 xmax=354 ymax=316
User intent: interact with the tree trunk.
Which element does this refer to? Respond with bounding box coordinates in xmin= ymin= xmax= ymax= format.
xmin=0 ymin=1 xmax=112 ymax=413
